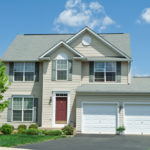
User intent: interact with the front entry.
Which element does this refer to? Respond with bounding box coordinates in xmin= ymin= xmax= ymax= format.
xmin=56 ymin=97 xmax=67 ymax=124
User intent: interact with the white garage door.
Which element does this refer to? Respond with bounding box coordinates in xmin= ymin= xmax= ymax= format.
xmin=82 ymin=103 xmax=118 ymax=134
xmin=124 ymin=104 xmax=150 ymax=134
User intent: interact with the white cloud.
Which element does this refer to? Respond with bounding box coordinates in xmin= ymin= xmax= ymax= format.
xmin=56 ymin=9 xmax=90 ymax=27
xmin=99 ymin=16 xmax=115 ymax=32
xmin=54 ymin=0 xmax=117 ymax=33
xmin=142 ymin=8 xmax=150 ymax=23
xmin=89 ymin=1 xmax=104 ymax=13
xmin=66 ymin=0 xmax=81 ymax=8
xmin=137 ymin=8 xmax=150 ymax=24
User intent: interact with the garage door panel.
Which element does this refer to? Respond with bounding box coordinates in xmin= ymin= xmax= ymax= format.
xmin=124 ymin=104 xmax=150 ymax=135
xmin=82 ymin=103 xmax=117 ymax=134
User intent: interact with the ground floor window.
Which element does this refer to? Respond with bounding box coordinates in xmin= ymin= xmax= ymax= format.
xmin=12 ymin=96 xmax=34 ymax=122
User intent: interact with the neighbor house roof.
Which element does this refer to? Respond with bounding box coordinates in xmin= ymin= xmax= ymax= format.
xmin=1 ymin=31 xmax=131 ymax=62
xmin=76 ymin=77 xmax=150 ymax=94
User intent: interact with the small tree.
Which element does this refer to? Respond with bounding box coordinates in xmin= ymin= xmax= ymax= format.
xmin=0 ymin=60 xmax=10 ymax=112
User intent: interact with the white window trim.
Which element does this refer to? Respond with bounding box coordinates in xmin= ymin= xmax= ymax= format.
xmin=13 ymin=62 xmax=35 ymax=82
xmin=52 ymin=91 xmax=70 ymax=128
xmin=12 ymin=95 xmax=34 ymax=122
xmin=81 ymin=101 xmax=119 ymax=134
xmin=94 ymin=62 xmax=116 ymax=82
xmin=56 ymin=60 xmax=68 ymax=81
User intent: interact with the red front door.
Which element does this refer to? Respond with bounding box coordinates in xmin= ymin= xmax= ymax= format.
xmin=56 ymin=97 xmax=67 ymax=124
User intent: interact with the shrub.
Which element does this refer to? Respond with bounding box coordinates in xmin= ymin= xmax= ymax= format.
xmin=62 ymin=126 xmax=74 ymax=135
xmin=18 ymin=128 xmax=27 ymax=134
xmin=43 ymin=130 xmax=62 ymax=136
xmin=1 ymin=124 xmax=13 ymax=134
xmin=11 ymin=125 xmax=14 ymax=130
xmin=29 ymin=124 xmax=38 ymax=129
xmin=26 ymin=128 xmax=41 ymax=135
xmin=18 ymin=124 xmax=27 ymax=130
xmin=116 ymin=126 xmax=125 ymax=132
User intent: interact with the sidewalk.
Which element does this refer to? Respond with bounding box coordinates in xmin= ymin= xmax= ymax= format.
xmin=0 ymin=147 xmax=31 ymax=150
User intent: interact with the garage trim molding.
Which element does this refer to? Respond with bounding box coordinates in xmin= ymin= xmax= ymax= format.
xmin=123 ymin=102 xmax=150 ymax=135
xmin=81 ymin=101 xmax=120 ymax=134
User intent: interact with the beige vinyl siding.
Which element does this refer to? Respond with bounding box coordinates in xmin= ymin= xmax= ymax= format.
xmin=41 ymin=58 xmax=81 ymax=127
xmin=0 ymin=62 xmax=42 ymax=128
xmin=70 ymin=32 xmax=121 ymax=57
xmin=81 ymin=61 xmax=129 ymax=84
xmin=47 ymin=46 xmax=78 ymax=59
xmin=76 ymin=94 xmax=150 ymax=133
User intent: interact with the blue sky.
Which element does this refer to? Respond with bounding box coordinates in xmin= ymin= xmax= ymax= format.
xmin=0 ymin=0 xmax=150 ymax=76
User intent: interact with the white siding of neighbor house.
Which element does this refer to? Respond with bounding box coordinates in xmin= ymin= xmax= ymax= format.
xmin=0 ymin=62 xmax=43 ymax=128
xmin=76 ymin=95 xmax=150 ymax=133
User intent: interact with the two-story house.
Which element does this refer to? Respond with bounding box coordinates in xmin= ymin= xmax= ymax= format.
xmin=1 ymin=27 xmax=150 ymax=135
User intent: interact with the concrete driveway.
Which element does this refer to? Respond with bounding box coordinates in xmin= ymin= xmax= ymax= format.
xmin=17 ymin=134 xmax=150 ymax=150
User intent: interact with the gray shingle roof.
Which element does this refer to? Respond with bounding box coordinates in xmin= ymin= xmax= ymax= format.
xmin=76 ymin=77 xmax=150 ymax=94
xmin=1 ymin=33 xmax=131 ymax=62
xmin=74 ymin=56 xmax=131 ymax=61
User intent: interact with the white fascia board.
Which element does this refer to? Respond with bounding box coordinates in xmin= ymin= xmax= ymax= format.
xmin=66 ymin=26 xmax=131 ymax=60
xmin=39 ymin=41 xmax=84 ymax=58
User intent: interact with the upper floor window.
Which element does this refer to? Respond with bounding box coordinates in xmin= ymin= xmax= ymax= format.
xmin=14 ymin=63 xmax=35 ymax=81
xmin=56 ymin=53 xmax=68 ymax=80
xmin=94 ymin=62 xmax=116 ymax=82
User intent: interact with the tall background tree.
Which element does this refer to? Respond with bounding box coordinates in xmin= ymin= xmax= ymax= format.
xmin=0 ymin=60 xmax=10 ymax=112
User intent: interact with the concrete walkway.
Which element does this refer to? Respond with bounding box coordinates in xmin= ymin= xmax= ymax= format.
xmin=0 ymin=147 xmax=31 ymax=150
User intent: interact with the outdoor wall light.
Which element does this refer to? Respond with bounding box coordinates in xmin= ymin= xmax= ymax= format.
xmin=49 ymin=96 xmax=52 ymax=104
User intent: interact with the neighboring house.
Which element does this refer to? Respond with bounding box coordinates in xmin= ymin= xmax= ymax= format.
xmin=1 ymin=27 xmax=150 ymax=135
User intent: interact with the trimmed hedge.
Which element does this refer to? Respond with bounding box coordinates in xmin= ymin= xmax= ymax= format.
xmin=18 ymin=124 xmax=27 ymax=130
xmin=29 ymin=124 xmax=38 ymax=129
xmin=26 ymin=128 xmax=41 ymax=135
xmin=43 ymin=130 xmax=62 ymax=136
xmin=18 ymin=128 xmax=27 ymax=134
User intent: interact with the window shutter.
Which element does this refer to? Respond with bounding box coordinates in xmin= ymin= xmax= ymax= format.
xmin=52 ymin=60 xmax=56 ymax=81
xmin=89 ymin=61 xmax=94 ymax=82
xmin=35 ymin=62 xmax=39 ymax=82
xmin=117 ymin=62 xmax=121 ymax=82
xmin=33 ymin=98 xmax=38 ymax=123
xmin=68 ymin=60 xmax=72 ymax=81
xmin=7 ymin=98 xmax=12 ymax=122
xmin=9 ymin=62 xmax=14 ymax=82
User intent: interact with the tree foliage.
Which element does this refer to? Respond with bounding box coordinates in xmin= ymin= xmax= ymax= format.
xmin=0 ymin=60 xmax=10 ymax=112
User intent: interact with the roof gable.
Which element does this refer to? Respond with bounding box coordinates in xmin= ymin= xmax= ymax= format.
xmin=66 ymin=27 xmax=131 ymax=60
xmin=39 ymin=41 xmax=84 ymax=58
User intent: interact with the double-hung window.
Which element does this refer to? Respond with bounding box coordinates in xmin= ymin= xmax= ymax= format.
xmin=14 ymin=63 xmax=35 ymax=81
xmin=94 ymin=62 xmax=116 ymax=82
xmin=56 ymin=60 xmax=68 ymax=80
xmin=12 ymin=97 xmax=34 ymax=122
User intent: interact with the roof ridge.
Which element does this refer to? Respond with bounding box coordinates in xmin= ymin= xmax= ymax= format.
xmin=23 ymin=33 xmax=126 ymax=36
xmin=23 ymin=34 xmax=75 ymax=35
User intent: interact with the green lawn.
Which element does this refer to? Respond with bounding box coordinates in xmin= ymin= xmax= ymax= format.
xmin=0 ymin=134 xmax=65 ymax=147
